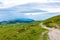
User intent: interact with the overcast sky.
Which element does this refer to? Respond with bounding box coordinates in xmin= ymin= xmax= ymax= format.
xmin=0 ymin=0 xmax=48 ymax=8
xmin=0 ymin=0 xmax=60 ymax=8
xmin=0 ymin=0 xmax=60 ymax=21
xmin=0 ymin=0 xmax=60 ymax=12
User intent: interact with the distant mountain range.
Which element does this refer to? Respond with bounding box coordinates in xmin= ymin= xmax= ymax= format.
xmin=0 ymin=15 xmax=60 ymax=24
xmin=0 ymin=18 xmax=34 ymax=24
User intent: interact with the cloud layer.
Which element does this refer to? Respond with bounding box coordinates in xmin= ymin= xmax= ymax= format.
xmin=0 ymin=0 xmax=60 ymax=8
xmin=0 ymin=3 xmax=60 ymax=21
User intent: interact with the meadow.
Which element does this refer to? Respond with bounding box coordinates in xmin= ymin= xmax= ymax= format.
xmin=0 ymin=22 xmax=48 ymax=40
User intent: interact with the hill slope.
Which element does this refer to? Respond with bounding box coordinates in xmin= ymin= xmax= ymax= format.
xmin=0 ymin=22 xmax=48 ymax=40
xmin=43 ymin=15 xmax=60 ymax=28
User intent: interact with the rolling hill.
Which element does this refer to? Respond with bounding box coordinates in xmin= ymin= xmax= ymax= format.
xmin=43 ymin=15 xmax=60 ymax=28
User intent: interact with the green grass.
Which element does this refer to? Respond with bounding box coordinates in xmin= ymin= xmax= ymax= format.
xmin=43 ymin=32 xmax=49 ymax=40
xmin=0 ymin=22 xmax=48 ymax=40
xmin=43 ymin=15 xmax=60 ymax=28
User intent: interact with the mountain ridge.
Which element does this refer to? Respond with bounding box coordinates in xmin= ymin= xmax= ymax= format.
xmin=0 ymin=18 xmax=34 ymax=24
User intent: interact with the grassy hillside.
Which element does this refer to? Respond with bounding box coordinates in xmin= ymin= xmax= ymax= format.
xmin=43 ymin=15 xmax=60 ymax=28
xmin=0 ymin=22 xmax=48 ymax=40
xmin=0 ymin=15 xmax=60 ymax=40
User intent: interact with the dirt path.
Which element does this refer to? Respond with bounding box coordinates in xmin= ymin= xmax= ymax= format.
xmin=40 ymin=23 xmax=60 ymax=40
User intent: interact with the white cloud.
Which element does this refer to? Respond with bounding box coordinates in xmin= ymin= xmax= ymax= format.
xmin=24 ymin=12 xmax=60 ymax=20
xmin=25 ymin=12 xmax=60 ymax=17
xmin=40 ymin=8 xmax=60 ymax=12
xmin=0 ymin=0 xmax=48 ymax=8
xmin=0 ymin=0 xmax=60 ymax=12
xmin=1 ymin=0 xmax=60 ymax=8
xmin=48 ymin=0 xmax=60 ymax=2
xmin=25 ymin=13 xmax=47 ymax=16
